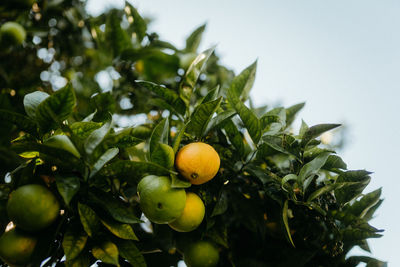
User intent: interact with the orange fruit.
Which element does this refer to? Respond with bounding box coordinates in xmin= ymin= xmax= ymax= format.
xmin=183 ymin=240 xmax=219 ymax=267
xmin=0 ymin=228 xmax=37 ymax=266
xmin=175 ymin=142 xmax=220 ymax=185
xmin=168 ymin=192 xmax=205 ymax=232
xmin=137 ymin=175 xmax=186 ymax=224
xmin=7 ymin=184 xmax=60 ymax=232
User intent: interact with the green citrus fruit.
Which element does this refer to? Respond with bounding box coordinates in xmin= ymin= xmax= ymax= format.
xmin=184 ymin=240 xmax=219 ymax=267
xmin=43 ymin=135 xmax=81 ymax=158
xmin=7 ymin=184 xmax=60 ymax=232
xmin=0 ymin=22 xmax=26 ymax=47
xmin=169 ymin=192 xmax=205 ymax=232
xmin=137 ymin=175 xmax=186 ymax=224
xmin=0 ymin=228 xmax=37 ymax=266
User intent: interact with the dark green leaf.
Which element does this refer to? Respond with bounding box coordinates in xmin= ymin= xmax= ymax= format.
xmin=205 ymin=109 xmax=236 ymax=135
xmin=150 ymin=143 xmax=174 ymax=169
xmin=200 ymin=85 xmax=219 ymax=104
xmin=282 ymin=200 xmax=295 ymax=247
xmin=223 ymin=119 xmax=244 ymax=156
xmin=23 ymin=91 xmax=49 ymax=119
xmin=78 ymin=203 xmax=101 ymax=237
xmin=301 ymin=123 xmax=341 ymax=147
xmin=35 ymin=84 xmax=76 ymax=133
xmin=128 ymin=3 xmax=147 ymax=42
xmin=84 ymin=119 xmax=112 ymax=156
xmin=65 ymin=251 xmax=91 ymax=267
xmin=104 ymin=128 xmax=143 ymax=148
xmin=170 ymin=173 xmax=191 ymax=188
xmin=185 ymin=23 xmax=206 ymax=53
xmin=106 ymin=9 xmax=132 ymax=56
xmin=117 ymin=240 xmax=147 ymax=267
xmin=285 ymin=102 xmax=305 ymax=127
xmin=149 ymin=118 xmax=169 ymax=156
xmin=298 ymin=152 xmax=331 ymax=190
xmin=55 ymin=175 xmax=80 ymax=205
xmin=92 ymin=241 xmax=120 ymax=266
xmin=364 ymin=199 xmax=383 ymax=221
xmin=62 ymin=228 xmax=88 ymax=261
xmin=335 ymin=170 xmax=371 ymax=205
xmin=90 ymin=148 xmax=119 ymax=179
xmin=211 ymin=190 xmax=228 ymax=217
xmin=101 ymin=217 xmax=139 ymax=240
xmin=347 ymin=188 xmax=382 ymax=218
xmin=229 ymin=60 xmax=257 ymax=101
xmin=0 ymin=109 xmax=37 ymax=136
xmin=187 ymin=97 xmax=222 ymax=137
xmin=88 ymin=191 xmax=142 ymax=224
xmin=172 ymin=122 xmax=189 ymax=153
xmin=71 ymin=121 xmax=102 ymax=139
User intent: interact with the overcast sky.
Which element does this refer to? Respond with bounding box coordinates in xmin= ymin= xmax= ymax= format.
xmin=87 ymin=0 xmax=400 ymax=265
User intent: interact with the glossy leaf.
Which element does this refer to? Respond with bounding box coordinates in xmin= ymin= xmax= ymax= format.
xmin=282 ymin=200 xmax=295 ymax=247
xmin=78 ymin=203 xmax=101 ymax=237
xmin=186 ymin=97 xmax=222 ymax=137
xmin=347 ymin=188 xmax=382 ymax=218
xmin=322 ymin=155 xmax=347 ymax=171
xmin=172 ymin=122 xmax=189 ymax=153
xmin=92 ymin=241 xmax=120 ymax=267
xmin=185 ymin=23 xmax=206 ymax=53
xmin=298 ymin=152 xmax=331 ymax=190
xmin=23 ymin=91 xmax=49 ymax=119
xmin=149 ymin=118 xmax=169 ymax=156
xmin=229 ymin=60 xmax=257 ymax=101
xmin=205 ymin=109 xmax=236 ymax=134
xmin=117 ymin=240 xmax=147 ymax=267
xmin=55 ymin=175 xmax=80 ymax=205
xmin=101 ymin=217 xmax=139 ymax=240
xmin=90 ymin=147 xmax=119 ymax=179
xmin=150 ymin=143 xmax=174 ymax=169
xmin=71 ymin=121 xmax=102 ymax=139
xmin=62 ymin=229 xmax=88 ymax=261
xmin=301 ymin=123 xmax=341 ymax=147
xmin=335 ymin=170 xmax=371 ymax=205
xmin=170 ymin=173 xmax=191 ymax=188
xmin=223 ymin=119 xmax=244 ymax=156
xmin=84 ymin=119 xmax=112 ymax=156
xmin=285 ymin=102 xmax=305 ymax=127
xmin=35 ymin=84 xmax=76 ymax=132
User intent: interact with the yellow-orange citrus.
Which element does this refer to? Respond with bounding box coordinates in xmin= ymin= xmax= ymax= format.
xmin=168 ymin=192 xmax=205 ymax=232
xmin=175 ymin=142 xmax=220 ymax=185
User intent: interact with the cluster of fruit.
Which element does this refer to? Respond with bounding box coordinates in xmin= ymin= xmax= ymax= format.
xmin=137 ymin=142 xmax=220 ymax=266
xmin=0 ymin=184 xmax=60 ymax=266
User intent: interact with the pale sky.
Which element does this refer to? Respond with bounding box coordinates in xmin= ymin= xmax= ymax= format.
xmin=87 ymin=0 xmax=400 ymax=265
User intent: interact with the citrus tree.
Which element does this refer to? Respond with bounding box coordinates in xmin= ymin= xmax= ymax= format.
xmin=0 ymin=1 xmax=386 ymax=266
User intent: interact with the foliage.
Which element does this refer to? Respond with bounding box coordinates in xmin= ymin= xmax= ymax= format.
xmin=0 ymin=1 xmax=385 ymax=266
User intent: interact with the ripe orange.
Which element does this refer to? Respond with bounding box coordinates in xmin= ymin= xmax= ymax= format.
xmin=7 ymin=184 xmax=60 ymax=232
xmin=183 ymin=240 xmax=219 ymax=267
xmin=0 ymin=228 xmax=37 ymax=266
xmin=168 ymin=192 xmax=205 ymax=232
xmin=137 ymin=175 xmax=186 ymax=224
xmin=175 ymin=142 xmax=220 ymax=185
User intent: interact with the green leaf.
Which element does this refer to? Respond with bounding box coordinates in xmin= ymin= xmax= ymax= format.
xmin=65 ymin=251 xmax=91 ymax=267
xmin=364 ymin=199 xmax=383 ymax=221
xmin=335 ymin=170 xmax=371 ymax=205
xmin=23 ymin=91 xmax=49 ymax=119
xmin=136 ymin=81 xmax=185 ymax=115
xmin=322 ymin=155 xmax=347 ymax=171
xmin=298 ymin=152 xmax=331 ymax=191
xmin=84 ymin=119 xmax=112 ymax=156
xmin=78 ymin=203 xmax=101 ymax=237
xmin=307 ymin=182 xmax=352 ymax=202
xmin=185 ymin=23 xmax=206 ymax=53
xmin=200 ymin=85 xmax=220 ymax=104
xmin=205 ymin=109 xmax=236 ymax=135
xmin=170 ymin=173 xmax=191 ymax=188
xmin=187 ymin=97 xmax=222 ymax=137
xmin=117 ymin=240 xmax=147 ymax=267
xmin=149 ymin=118 xmax=169 ymax=156
xmin=71 ymin=121 xmax=102 ymax=139
xmin=106 ymin=9 xmax=132 ymax=56
xmin=347 ymin=188 xmax=382 ymax=218
xmin=223 ymin=119 xmax=244 ymax=156
xmin=88 ymin=191 xmax=142 ymax=224
xmin=35 ymin=84 xmax=76 ymax=133
xmin=281 ymin=174 xmax=298 ymax=187
xmin=0 ymin=109 xmax=37 ymax=136
xmin=181 ymin=46 xmax=215 ymax=104
xmin=104 ymin=128 xmax=143 ymax=149
xmin=261 ymin=135 xmax=299 ymax=159
xmin=346 ymin=256 xmax=387 ymax=267
xmin=55 ymin=175 xmax=80 ymax=205
xmin=91 ymin=92 xmax=116 ymax=121
xmin=62 ymin=229 xmax=88 ymax=261
xmin=282 ymin=200 xmax=295 ymax=247
xmin=92 ymin=241 xmax=120 ymax=267
xmin=99 ymin=160 xmax=172 ymax=184
xmin=300 ymin=123 xmax=341 ymax=147
xmin=101 ymin=217 xmax=139 ymax=240
xmin=172 ymin=122 xmax=189 ymax=153
xmin=90 ymin=147 xmax=119 ymax=179
xmin=229 ymin=60 xmax=257 ymax=101
xmin=128 ymin=3 xmax=147 ymax=42
xmin=285 ymin=102 xmax=305 ymax=127
xmin=150 ymin=143 xmax=174 ymax=169
xmin=211 ymin=190 xmax=228 ymax=217
xmin=299 ymin=120 xmax=309 ymax=137
xmin=227 ymin=91 xmax=261 ymax=145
